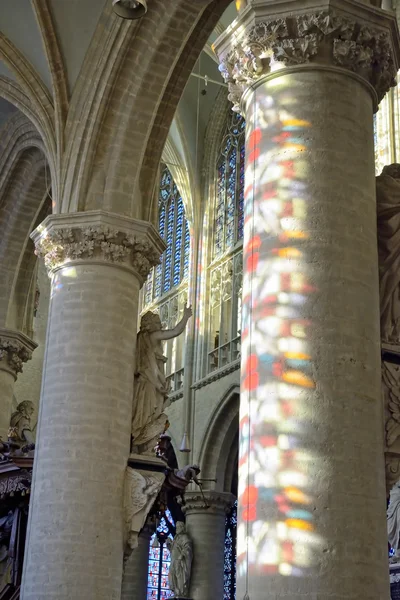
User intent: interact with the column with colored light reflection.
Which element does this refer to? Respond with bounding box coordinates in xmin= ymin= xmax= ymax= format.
xmin=215 ymin=4 xmax=400 ymax=600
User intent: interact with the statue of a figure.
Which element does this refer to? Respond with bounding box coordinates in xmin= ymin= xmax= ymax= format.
xmin=174 ymin=465 xmax=201 ymax=485
xmin=377 ymin=164 xmax=400 ymax=343
xmin=388 ymin=480 xmax=400 ymax=560
xmin=167 ymin=522 xmax=193 ymax=598
xmin=8 ymin=401 xmax=35 ymax=447
xmin=131 ymin=306 xmax=192 ymax=451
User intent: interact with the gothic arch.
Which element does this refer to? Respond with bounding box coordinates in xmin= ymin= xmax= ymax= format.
xmin=0 ymin=141 xmax=49 ymax=331
xmin=198 ymin=384 xmax=239 ymax=492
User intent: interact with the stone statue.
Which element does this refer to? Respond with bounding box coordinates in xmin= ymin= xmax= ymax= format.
xmin=377 ymin=164 xmax=400 ymax=343
xmin=167 ymin=521 xmax=193 ymax=598
xmin=123 ymin=466 xmax=165 ymax=556
xmin=388 ymin=480 xmax=400 ymax=560
xmin=131 ymin=306 xmax=192 ymax=452
xmin=8 ymin=401 xmax=35 ymax=447
xmin=175 ymin=465 xmax=201 ymax=486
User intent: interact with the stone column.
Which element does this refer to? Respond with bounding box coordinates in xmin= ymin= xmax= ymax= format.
xmin=215 ymin=4 xmax=400 ymax=600
xmin=21 ymin=211 xmax=164 ymax=600
xmin=0 ymin=329 xmax=36 ymax=439
xmin=183 ymin=491 xmax=233 ymax=600
xmin=121 ymin=524 xmax=153 ymax=600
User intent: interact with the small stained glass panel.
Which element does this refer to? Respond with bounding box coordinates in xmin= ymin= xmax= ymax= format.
xmin=147 ymin=510 xmax=175 ymax=600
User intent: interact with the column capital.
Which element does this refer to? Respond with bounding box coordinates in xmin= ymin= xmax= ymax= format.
xmin=214 ymin=0 xmax=400 ymax=111
xmin=0 ymin=329 xmax=37 ymax=379
xmin=182 ymin=490 xmax=235 ymax=516
xmin=31 ymin=210 xmax=166 ymax=284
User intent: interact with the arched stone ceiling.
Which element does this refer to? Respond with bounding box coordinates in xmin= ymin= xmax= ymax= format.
xmin=49 ymin=0 xmax=107 ymax=92
xmin=0 ymin=0 xmax=51 ymax=90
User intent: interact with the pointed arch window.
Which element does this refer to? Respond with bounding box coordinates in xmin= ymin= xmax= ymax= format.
xmin=144 ymin=166 xmax=190 ymax=305
xmin=214 ymin=112 xmax=246 ymax=258
xmin=147 ymin=510 xmax=175 ymax=600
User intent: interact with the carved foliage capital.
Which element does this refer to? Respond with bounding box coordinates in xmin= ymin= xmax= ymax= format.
xmin=0 ymin=330 xmax=36 ymax=378
xmin=34 ymin=224 xmax=161 ymax=282
xmin=218 ymin=10 xmax=397 ymax=111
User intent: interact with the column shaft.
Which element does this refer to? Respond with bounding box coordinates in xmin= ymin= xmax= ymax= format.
xmin=183 ymin=491 xmax=233 ymax=600
xmin=239 ymin=68 xmax=387 ymax=599
xmin=21 ymin=212 xmax=163 ymax=600
xmin=214 ymin=4 xmax=400 ymax=599
xmin=121 ymin=527 xmax=152 ymax=600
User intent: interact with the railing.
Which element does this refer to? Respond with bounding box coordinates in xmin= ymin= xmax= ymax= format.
xmin=166 ymin=368 xmax=185 ymax=394
xmin=208 ymin=336 xmax=241 ymax=373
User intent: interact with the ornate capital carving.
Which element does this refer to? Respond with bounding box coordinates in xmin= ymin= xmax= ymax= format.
xmin=215 ymin=3 xmax=400 ymax=111
xmin=182 ymin=490 xmax=235 ymax=516
xmin=0 ymin=329 xmax=37 ymax=379
xmin=31 ymin=210 xmax=166 ymax=284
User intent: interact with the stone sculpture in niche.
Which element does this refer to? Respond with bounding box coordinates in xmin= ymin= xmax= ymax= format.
xmin=123 ymin=466 xmax=165 ymax=556
xmin=8 ymin=401 xmax=35 ymax=447
xmin=377 ymin=164 xmax=400 ymax=344
xmin=131 ymin=305 xmax=192 ymax=454
xmin=167 ymin=521 xmax=193 ymax=599
xmin=388 ymin=480 xmax=400 ymax=561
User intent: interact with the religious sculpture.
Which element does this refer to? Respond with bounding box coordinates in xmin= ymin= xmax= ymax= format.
xmin=388 ymin=480 xmax=400 ymax=561
xmin=8 ymin=401 xmax=35 ymax=447
xmin=123 ymin=466 xmax=165 ymax=556
xmin=377 ymin=164 xmax=400 ymax=344
xmin=131 ymin=306 xmax=192 ymax=453
xmin=167 ymin=521 xmax=193 ymax=599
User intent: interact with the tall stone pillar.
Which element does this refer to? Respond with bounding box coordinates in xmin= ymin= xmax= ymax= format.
xmin=0 ymin=329 xmax=36 ymax=439
xmin=215 ymin=3 xmax=400 ymax=600
xmin=183 ymin=491 xmax=233 ymax=599
xmin=121 ymin=524 xmax=153 ymax=600
xmin=21 ymin=211 xmax=164 ymax=600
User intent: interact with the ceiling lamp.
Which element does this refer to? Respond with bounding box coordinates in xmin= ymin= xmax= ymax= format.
xmin=112 ymin=0 xmax=147 ymax=19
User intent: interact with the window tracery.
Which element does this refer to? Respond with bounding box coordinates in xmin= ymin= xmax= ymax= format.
xmin=147 ymin=510 xmax=175 ymax=600
xmin=208 ymin=252 xmax=242 ymax=372
xmin=214 ymin=112 xmax=246 ymax=257
xmin=144 ymin=166 xmax=190 ymax=306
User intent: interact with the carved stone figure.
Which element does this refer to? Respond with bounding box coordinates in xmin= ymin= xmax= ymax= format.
xmin=131 ymin=306 xmax=192 ymax=452
xmin=377 ymin=164 xmax=400 ymax=344
xmin=167 ymin=522 xmax=193 ymax=598
xmin=123 ymin=466 xmax=165 ymax=555
xmin=388 ymin=480 xmax=400 ymax=561
xmin=8 ymin=401 xmax=35 ymax=447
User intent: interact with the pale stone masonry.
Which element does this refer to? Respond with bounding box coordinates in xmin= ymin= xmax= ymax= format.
xmin=214 ymin=0 xmax=400 ymax=598
xmin=183 ymin=491 xmax=234 ymax=600
xmin=21 ymin=211 xmax=164 ymax=600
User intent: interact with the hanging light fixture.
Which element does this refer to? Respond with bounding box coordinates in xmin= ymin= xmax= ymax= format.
xmin=179 ymin=431 xmax=191 ymax=453
xmin=112 ymin=0 xmax=147 ymax=19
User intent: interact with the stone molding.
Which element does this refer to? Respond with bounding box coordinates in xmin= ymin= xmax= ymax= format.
xmin=182 ymin=490 xmax=235 ymax=516
xmin=191 ymin=359 xmax=240 ymax=390
xmin=31 ymin=210 xmax=166 ymax=283
xmin=215 ymin=1 xmax=400 ymax=112
xmin=0 ymin=329 xmax=37 ymax=379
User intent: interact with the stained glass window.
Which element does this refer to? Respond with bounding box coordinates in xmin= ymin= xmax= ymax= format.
xmin=214 ymin=112 xmax=246 ymax=257
xmin=147 ymin=510 xmax=175 ymax=600
xmin=224 ymin=500 xmax=237 ymax=600
xmin=144 ymin=166 xmax=190 ymax=305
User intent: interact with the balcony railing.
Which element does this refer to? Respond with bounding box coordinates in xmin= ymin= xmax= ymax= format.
xmin=208 ymin=336 xmax=241 ymax=373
